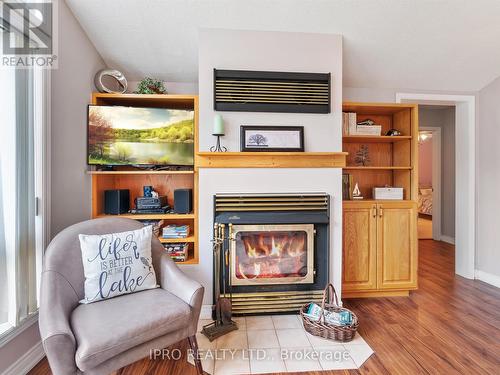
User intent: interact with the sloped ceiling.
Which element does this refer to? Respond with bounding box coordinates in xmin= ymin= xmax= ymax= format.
xmin=66 ymin=0 xmax=500 ymax=91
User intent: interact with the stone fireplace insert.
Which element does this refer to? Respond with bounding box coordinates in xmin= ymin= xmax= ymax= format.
xmin=213 ymin=193 xmax=330 ymax=314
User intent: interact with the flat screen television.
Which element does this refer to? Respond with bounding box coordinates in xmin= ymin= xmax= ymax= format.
xmin=87 ymin=105 xmax=194 ymax=166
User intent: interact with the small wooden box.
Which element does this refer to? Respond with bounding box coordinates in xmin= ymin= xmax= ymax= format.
xmin=373 ymin=187 xmax=404 ymax=200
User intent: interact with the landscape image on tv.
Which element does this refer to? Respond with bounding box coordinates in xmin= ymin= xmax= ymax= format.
xmin=88 ymin=105 xmax=194 ymax=166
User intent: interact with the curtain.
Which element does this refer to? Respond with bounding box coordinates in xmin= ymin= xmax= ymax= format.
xmin=0 ymin=68 xmax=17 ymax=328
xmin=0 ymin=5 xmax=47 ymax=335
xmin=0 ymin=67 xmax=38 ymax=331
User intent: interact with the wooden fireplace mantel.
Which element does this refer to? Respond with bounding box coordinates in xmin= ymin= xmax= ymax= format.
xmin=195 ymin=152 xmax=347 ymax=168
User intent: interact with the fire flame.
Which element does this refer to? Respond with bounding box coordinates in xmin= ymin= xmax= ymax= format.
xmin=270 ymin=237 xmax=282 ymax=256
xmin=236 ymin=231 xmax=307 ymax=280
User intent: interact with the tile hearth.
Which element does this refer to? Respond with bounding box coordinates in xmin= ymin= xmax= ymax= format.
xmin=189 ymin=315 xmax=374 ymax=375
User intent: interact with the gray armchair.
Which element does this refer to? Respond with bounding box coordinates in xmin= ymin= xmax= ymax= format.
xmin=39 ymin=218 xmax=204 ymax=375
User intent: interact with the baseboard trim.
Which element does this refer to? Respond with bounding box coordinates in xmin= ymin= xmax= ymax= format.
xmin=440 ymin=235 xmax=455 ymax=245
xmin=475 ymin=270 xmax=500 ymax=288
xmin=2 ymin=341 xmax=44 ymax=375
xmin=200 ymin=305 xmax=212 ymax=320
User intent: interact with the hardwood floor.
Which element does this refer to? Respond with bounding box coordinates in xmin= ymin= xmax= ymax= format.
xmin=30 ymin=240 xmax=500 ymax=375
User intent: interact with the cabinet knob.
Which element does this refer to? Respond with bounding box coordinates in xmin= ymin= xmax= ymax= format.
xmin=379 ymin=207 xmax=383 ymax=217
xmin=372 ymin=206 xmax=377 ymax=218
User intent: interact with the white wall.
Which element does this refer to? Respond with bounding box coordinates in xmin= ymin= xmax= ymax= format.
xmin=50 ymin=0 xmax=107 ymax=236
xmin=0 ymin=322 xmax=41 ymax=374
xmin=198 ymin=29 xmax=342 ymax=152
xmin=477 ymin=76 xmax=500 ymax=280
xmin=343 ymin=87 xmax=397 ymax=103
xmin=183 ymin=29 xmax=343 ymax=305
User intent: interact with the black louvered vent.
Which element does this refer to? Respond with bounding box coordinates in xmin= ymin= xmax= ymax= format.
xmin=214 ymin=69 xmax=331 ymax=113
xmin=214 ymin=193 xmax=329 ymax=212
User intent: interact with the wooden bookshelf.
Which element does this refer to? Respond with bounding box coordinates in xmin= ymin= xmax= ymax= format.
xmin=342 ymin=102 xmax=418 ymax=201
xmin=90 ymin=93 xmax=199 ymax=265
xmin=159 ymin=236 xmax=195 ymax=244
xmin=342 ymin=102 xmax=418 ymax=298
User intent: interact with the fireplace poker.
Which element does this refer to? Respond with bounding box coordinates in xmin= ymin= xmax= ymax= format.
xmin=201 ymin=223 xmax=237 ymax=341
xmin=219 ymin=224 xmax=233 ymax=324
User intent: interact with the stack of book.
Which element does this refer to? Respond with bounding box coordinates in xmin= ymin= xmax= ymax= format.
xmin=342 ymin=112 xmax=382 ymax=136
xmin=342 ymin=173 xmax=354 ymax=200
xmin=162 ymin=224 xmax=190 ymax=239
xmin=139 ymin=219 xmax=164 ymax=237
xmin=342 ymin=112 xmax=357 ymax=135
xmin=163 ymin=243 xmax=189 ymax=262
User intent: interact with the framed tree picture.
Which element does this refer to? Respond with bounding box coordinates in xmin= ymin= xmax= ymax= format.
xmin=240 ymin=126 xmax=304 ymax=152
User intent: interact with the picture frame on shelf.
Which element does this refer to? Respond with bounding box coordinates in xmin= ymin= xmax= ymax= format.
xmin=240 ymin=125 xmax=304 ymax=152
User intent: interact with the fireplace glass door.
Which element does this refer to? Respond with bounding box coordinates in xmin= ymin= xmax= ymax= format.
xmin=230 ymin=224 xmax=314 ymax=286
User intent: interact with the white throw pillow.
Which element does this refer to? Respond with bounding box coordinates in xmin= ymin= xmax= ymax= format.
xmin=78 ymin=226 xmax=158 ymax=304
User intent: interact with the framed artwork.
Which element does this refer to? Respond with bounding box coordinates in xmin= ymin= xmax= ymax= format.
xmin=240 ymin=126 xmax=304 ymax=152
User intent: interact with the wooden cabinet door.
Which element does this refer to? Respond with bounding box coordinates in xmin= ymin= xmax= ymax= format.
xmin=377 ymin=202 xmax=418 ymax=289
xmin=342 ymin=202 xmax=378 ymax=291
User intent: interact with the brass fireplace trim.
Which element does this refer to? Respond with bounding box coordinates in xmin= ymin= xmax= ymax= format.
xmin=223 ymin=290 xmax=324 ymax=314
xmin=230 ymin=224 xmax=315 ymax=286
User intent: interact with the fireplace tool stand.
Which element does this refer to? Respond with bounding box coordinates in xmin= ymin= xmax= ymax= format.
xmin=202 ymin=223 xmax=237 ymax=341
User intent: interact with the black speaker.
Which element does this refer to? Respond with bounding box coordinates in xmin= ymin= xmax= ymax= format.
xmin=104 ymin=189 xmax=130 ymax=215
xmin=174 ymin=189 xmax=192 ymax=214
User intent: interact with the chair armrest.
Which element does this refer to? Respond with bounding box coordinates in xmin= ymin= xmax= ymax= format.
xmin=159 ymin=253 xmax=204 ymax=308
xmin=39 ymin=270 xmax=79 ymax=374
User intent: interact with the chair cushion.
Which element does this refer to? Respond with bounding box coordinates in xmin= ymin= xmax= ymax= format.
xmin=71 ymin=288 xmax=191 ymax=371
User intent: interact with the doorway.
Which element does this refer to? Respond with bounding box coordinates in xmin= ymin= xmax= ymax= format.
xmin=416 ymin=106 xmax=456 ymax=245
xmin=396 ymin=93 xmax=475 ymax=279
xmin=418 ymin=129 xmax=435 ymax=239
xmin=417 ymin=125 xmax=444 ymax=241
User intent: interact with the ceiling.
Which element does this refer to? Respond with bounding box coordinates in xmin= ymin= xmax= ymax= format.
xmin=66 ymin=0 xmax=500 ymax=92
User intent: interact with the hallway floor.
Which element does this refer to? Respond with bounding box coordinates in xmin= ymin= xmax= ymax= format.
xmin=30 ymin=240 xmax=500 ymax=375
xmin=418 ymin=217 xmax=433 ymax=239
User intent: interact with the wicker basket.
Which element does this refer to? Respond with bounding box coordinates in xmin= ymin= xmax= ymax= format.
xmin=300 ymin=284 xmax=359 ymax=342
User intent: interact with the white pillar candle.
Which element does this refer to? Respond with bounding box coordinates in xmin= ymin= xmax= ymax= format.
xmin=213 ymin=114 xmax=225 ymax=135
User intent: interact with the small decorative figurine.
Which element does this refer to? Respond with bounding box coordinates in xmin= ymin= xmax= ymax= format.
xmin=143 ymin=185 xmax=153 ymax=197
xmin=357 ymin=119 xmax=376 ymax=126
xmin=134 ymin=78 xmax=167 ymax=94
xmin=352 ymin=183 xmax=363 ymax=200
xmin=386 ymin=129 xmax=402 ymax=136
xmin=354 ymin=144 xmax=370 ymax=166
xmin=94 ymin=69 xmax=128 ymax=93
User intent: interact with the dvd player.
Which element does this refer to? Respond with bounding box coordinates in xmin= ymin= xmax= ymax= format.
xmin=135 ymin=196 xmax=168 ymax=210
